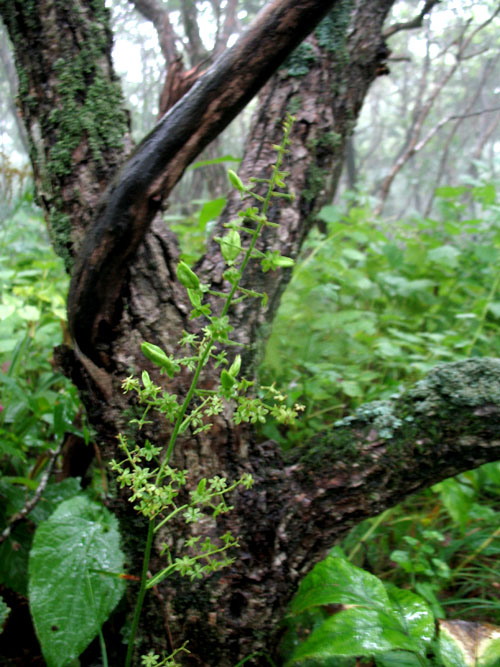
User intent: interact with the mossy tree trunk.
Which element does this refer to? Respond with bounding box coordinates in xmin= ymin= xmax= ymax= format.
xmin=3 ymin=1 xmax=500 ymax=665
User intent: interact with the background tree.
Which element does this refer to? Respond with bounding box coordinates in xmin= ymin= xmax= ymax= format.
xmin=1 ymin=0 xmax=500 ymax=664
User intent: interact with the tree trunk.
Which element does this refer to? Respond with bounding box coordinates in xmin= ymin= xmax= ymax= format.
xmin=3 ymin=1 xmax=500 ymax=665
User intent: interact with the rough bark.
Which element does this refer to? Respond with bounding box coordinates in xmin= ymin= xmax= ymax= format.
xmin=4 ymin=1 xmax=500 ymax=666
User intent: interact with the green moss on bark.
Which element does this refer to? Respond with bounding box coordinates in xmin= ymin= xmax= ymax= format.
xmin=48 ymin=57 xmax=127 ymax=177
xmin=1 ymin=0 xmax=128 ymax=270
xmin=302 ymin=164 xmax=328 ymax=202
xmin=282 ymin=42 xmax=317 ymax=78
xmin=315 ymin=0 xmax=353 ymax=60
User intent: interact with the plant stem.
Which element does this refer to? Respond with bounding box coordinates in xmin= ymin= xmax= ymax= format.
xmin=98 ymin=627 xmax=109 ymax=667
xmin=125 ymin=518 xmax=155 ymax=667
xmin=124 ymin=118 xmax=294 ymax=663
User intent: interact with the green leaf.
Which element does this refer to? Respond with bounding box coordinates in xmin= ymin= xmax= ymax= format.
xmin=28 ymin=495 xmax=125 ymax=667
xmin=435 ymin=185 xmax=468 ymax=198
xmin=18 ymin=305 xmax=41 ymax=321
xmin=0 ymin=303 xmax=15 ymax=320
xmin=290 ymin=556 xmax=390 ymax=616
xmin=289 ymin=608 xmax=421 ymax=663
xmin=472 ymin=183 xmax=496 ymax=206
xmin=317 ymin=204 xmax=342 ymax=225
xmin=386 ymin=585 xmax=435 ymax=651
xmin=220 ymin=369 xmax=236 ymax=390
xmin=341 ymin=381 xmax=363 ymax=397
xmin=0 ymin=478 xmax=80 ymax=594
xmin=375 ymin=651 xmax=424 ymax=666
xmin=188 ymin=154 xmax=241 ymax=170
xmin=434 ymin=478 xmax=474 ymax=529
xmin=199 ymin=197 xmax=226 ymax=226
xmin=427 ymin=245 xmax=460 ymax=268
xmin=288 ymin=557 xmax=434 ymax=665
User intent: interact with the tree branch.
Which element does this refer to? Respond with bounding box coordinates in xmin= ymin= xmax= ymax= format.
xmin=67 ymin=0 xmax=340 ymax=362
xmin=278 ymin=358 xmax=500 ymax=568
xmin=383 ymin=0 xmax=440 ymax=39
xmin=130 ymin=0 xmax=180 ymax=66
xmin=198 ymin=357 xmax=500 ymax=658
xmin=375 ymin=6 xmax=500 ymax=215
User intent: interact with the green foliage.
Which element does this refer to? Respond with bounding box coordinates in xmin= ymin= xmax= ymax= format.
xmin=261 ymin=185 xmax=500 ymax=447
xmin=0 ymin=191 xmax=81 ymax=468
xmin=282 ymin=550 xmax=500 ymax=667
xmin=0 ymin=476 xmax=81 ymax=595
xmin=282 ymin=550 xmax=434 ymax=665
xmin=29 ymin=494 xmax=125 ymax=667
xmin=264 ymin=182 xmax=500 ymax=663
xmin=0 ymin=181 xmax=143 ymax=667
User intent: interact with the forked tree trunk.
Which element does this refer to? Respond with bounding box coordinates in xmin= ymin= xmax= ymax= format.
xmin=3 ymin=1 xmax=500 ymax=665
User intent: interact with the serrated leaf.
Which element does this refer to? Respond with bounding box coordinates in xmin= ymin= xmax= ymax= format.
xmin=29 ymin=495 xmax=125 ymax=667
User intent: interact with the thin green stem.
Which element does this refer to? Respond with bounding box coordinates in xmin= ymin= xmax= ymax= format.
xmin=125 ymin=518 xmax=155 ymax=667
xmin=154 ymin=503 xmax=188 ymax=533
xmin=124 ymin=117 xmax=294 ymax=664
xmin=98 ymin=627 xmax=109 ymax=667
xmin=347 ymin=509 xmax=392 ymax=561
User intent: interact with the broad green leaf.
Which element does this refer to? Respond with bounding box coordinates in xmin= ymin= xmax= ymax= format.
xmin=317 ymin=204 xmax=342 ymax=224
xmin=290 ymin=556 xmax=390 ymax=616
xmin=376 ymin=339 xmax=403 ymax=359
xmin=29 ymin=495 xmax=125 ymax=667
xmin=199 ymin=197 xmax=226 ymax=226
xmin=289 ymin=607 xmax=422 ymax=664
xmin=433 ymin=478 xmax=474 ymax=529
xmin=17 ymin=304 xmax=41 ymax=321
xmin=427 ymin=245 xmax=460 ymax=268
xmin=472 ymin=183 xmax=496 ymax=206
xmin=386 ymin=585 xmax=435 ymax=651
xmin=28 ymin=478 xmax=81 ymax=524
xmin=342 ymin=248 xmax=365 ymax=262
xmin=341 ymin=380 xmax=363 ymax=397
xmin=474 ymin=245 xmax=498 ymax=263
xmin=375 ymin=650 xmax=424 ymax=666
